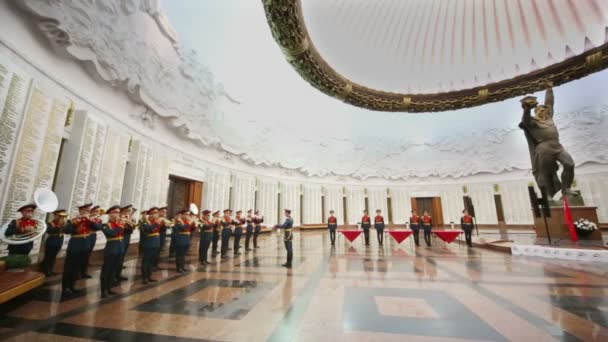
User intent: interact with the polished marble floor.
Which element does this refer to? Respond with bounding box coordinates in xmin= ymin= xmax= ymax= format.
xmin=1 ymin=231 xmax=607 ymax=341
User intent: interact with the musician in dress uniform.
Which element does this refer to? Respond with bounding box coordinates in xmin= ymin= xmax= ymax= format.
xmin=5 ymin=203 xmax=37 ymax=256
xmin=199 ymin=210 xmax=213 ymax=264
xmin=409 ymin=210 xmax=421 ymax=247
xmin=141 ymin=207 xmax=160 ymax=284
xmin=253 ymin=210 xmax=263 ymax=249
xmin=374 ymin=209 xmax=385 ymax=246
xmin=211 ymin=211 xmax=221 ymax=255
xmin=115 ymin=205 xmax=134 ymax=282
xmin=40 ymin=209 xmax=68 ymax=276
xmin=173 ymin=209 xmax=191 ymax=272
xmin=81 ymin=204 xmax=100 ymax=279
xmin=422 ymin=210 xmax=433 ymax=247
xmin=461 ymin=209 xmax=475 ymax=247
xmin=220 ymin=209 xmax=234 ymax=259
xmin=233 ymin=210 xmax=245 ymax=255
xmin=100 ymin=205 xmax=125 ymax=298
xmin=275 ymin=209 xmax=294 ymax=268
xmin=61 ymin=203 xmax=103 ymax=299
xmin=138 ymin=210 xmax=148 ymax=254
xmin=244 ymin=209 xmax=254 ymax=251
xmin=328 ymin=210 xmax=338 ymax=246
xmin=158 ymin=206 xmax=169 ymax=252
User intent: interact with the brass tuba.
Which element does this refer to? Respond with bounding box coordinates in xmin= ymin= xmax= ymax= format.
xmin=0 ymin=188 xmax=58 ymax=245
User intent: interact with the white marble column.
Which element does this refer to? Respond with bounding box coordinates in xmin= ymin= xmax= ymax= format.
xmin=256 ymin=177 xmax=279 ymax=226
xmin=231 ymin=173 xmax=256 ymax=212
xmin=345 ymin=186 xmax=365 ymax=224
xmin=467 ymin=184 xmax=498 ymax=225
xmin=202 ymin=169 xmax=231 ymax=212
xmin=302 ymin=183 xmax=322 ymax=224
xmin=389 ymin=188 xmax=411 ymax=225
xmin=367 ymin=187 xmax=388 ymax=218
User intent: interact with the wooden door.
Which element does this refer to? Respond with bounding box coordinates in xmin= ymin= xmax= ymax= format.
xmin=412 ymin=197 xmax=443 ymax=226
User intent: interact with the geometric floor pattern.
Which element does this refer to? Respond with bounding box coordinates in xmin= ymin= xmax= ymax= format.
xmin=0 ymin=230 xmax=607 ymax=341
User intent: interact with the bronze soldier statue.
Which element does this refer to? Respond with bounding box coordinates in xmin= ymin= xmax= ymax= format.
xmin=519 ymin=81 xmax=575 ymax=198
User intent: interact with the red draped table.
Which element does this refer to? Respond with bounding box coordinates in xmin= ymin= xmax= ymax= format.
xmin=339 ymin=230 xmax=363 ymax=243
xmin=433 ymin=230 xmax=462 ymax=243
xmin=387 ymin=230 xmax=413 ymax=244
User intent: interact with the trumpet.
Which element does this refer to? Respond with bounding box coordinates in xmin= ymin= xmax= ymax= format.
xmin=120 ymin=215 xmax=137 ymax=227
xmin=160 ymin=218 xmax=173 ymax=227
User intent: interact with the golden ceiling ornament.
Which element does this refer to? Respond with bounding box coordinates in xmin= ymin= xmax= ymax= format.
xmin=262 ymin=0 xmax=608 ymax=113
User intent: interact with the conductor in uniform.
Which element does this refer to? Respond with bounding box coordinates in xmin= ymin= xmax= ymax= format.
xmin=275 ymin=209 xmax=294 ymax=268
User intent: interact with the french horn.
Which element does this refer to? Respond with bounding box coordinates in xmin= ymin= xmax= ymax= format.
xmin=0 ymin=188 xmax=58 ymax=245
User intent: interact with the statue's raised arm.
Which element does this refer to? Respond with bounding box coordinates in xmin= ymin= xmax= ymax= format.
xmin=544 ymin=82 xmax=554 ymax=118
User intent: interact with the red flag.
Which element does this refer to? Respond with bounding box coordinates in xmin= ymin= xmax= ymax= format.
xmin=563 ymin=196 xmax=578 ymax=241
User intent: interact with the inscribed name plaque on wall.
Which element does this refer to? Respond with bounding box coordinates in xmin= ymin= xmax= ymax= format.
xmin=55 ymin=111 xmax=99 ymax=214
xmin=1 ymin=86 xmax=53 ymax=223
xmin=33 ymin=98 xmax=68 ymax=192
xmin=0 ymin=57 xmax=32 ymax=221
xmin=96 ymin=129 xmax=120 ymax=209
xmin=110 ymin=134 xmax=130 ymax=205
xmin=85 ymin=124 xmax=107 ymax=204
xmin=121 ymin=140 xmax=148 ymax=210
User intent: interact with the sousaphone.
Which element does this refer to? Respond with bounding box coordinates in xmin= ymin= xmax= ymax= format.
xmin=0 ymin=188 xmax=58 ymax=245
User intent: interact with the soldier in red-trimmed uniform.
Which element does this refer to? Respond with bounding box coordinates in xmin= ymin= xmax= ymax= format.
xmin=461 ymin=209 xmax=474 ymax=247
xmin=5 ymin=203 xmax=38 ymax=256
xmin=409 ymin=210 xmax=421 ymax=247
xmin=422 ymin=210 xmax=433 ymax=247
xmin=328 ymin=210 xmax=338 ymax=246
xmin=374 ymin=209 xmax=385 ymax=246
xmin=100 ymin=205 xmax=125 ymax=298
xmin=361 ymin=210 xmax=371 ymax=246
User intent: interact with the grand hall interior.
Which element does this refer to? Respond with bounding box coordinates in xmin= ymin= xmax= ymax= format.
xmin=0 ymin=0 xmax=608 ymax=341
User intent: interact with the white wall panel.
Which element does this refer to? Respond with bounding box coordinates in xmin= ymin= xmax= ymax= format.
xmin=302 ymin=183 xmax=322 ymax=224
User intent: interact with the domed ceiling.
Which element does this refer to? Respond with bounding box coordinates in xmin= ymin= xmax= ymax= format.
xmin=265 ymin=0 xmax=608 ymax=111
xmin=18 ymin=0 xmax=608 ymax=180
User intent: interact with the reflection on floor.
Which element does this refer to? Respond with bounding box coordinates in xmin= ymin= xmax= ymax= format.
xmin=1 ymin=230 xmax=607 ymax=341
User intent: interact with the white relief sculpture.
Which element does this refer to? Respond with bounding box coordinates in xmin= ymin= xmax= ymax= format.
xmin=16 ymin=0 xmax=608 ymax=181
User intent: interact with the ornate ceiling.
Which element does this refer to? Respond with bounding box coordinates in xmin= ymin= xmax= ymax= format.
xmin=264 ymin=0 xmax=608 ymax=112
xmin=15 ymin=0 xmax=608 ymax=181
